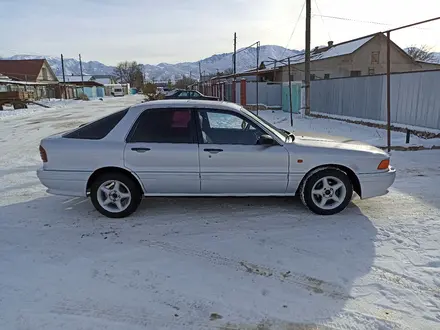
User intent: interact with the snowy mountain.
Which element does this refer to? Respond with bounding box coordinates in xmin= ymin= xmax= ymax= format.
xmin=1 ymin=45 xmax=300 ymax=81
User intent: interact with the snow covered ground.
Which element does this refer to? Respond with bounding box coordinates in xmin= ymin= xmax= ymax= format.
xmin=257 ymin=111 xmax=440 ymax=149
xmin=1 ymin=96 xmax=440 ymax=330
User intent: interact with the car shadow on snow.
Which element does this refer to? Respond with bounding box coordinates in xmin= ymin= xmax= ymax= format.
xmin=0 ymin=196 xmax=377 ymax=328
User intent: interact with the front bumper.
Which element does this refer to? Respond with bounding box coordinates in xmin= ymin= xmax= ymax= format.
xmin=37 ymin=168 xmax=90 ymax=197
xmin=358 ymin=167 xmax=396 ymax=199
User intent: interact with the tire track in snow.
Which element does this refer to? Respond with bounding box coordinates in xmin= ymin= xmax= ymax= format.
xmin=369 ymin=266 xmax=440 ymax=298
xmin=50 ymin=299 xmax=208 ymax=329
xmin=325 ymin=309 xmax=411 ymax=330
xmin=139 ymin=239 xmax=352 ymax=301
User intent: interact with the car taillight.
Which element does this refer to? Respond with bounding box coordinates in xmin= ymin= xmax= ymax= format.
xmin=39 ymin=145 xmax=48 ymax=163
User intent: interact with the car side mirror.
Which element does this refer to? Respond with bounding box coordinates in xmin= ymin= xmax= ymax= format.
xmin=257 ymin=134 xmax=276 ymax=146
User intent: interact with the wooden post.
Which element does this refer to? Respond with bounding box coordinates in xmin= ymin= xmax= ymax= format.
xmin=386 ymin=32 xmax=391 ymax=152
xmin=304 ymin=0 xmax=311 ymax=115
xmin=288 ymin=57 xmax=293 ymax=127
xmin=240 ymin=79 xmax=246 ymax=106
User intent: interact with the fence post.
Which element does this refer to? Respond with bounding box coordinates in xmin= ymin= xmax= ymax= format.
xmin=240 ymin=79 xmax=247 ymax=106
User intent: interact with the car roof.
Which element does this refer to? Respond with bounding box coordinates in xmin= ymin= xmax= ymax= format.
xmin=129 ymin=99 xmax=243 ymax=113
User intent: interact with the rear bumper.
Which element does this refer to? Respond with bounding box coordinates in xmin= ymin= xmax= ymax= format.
xmin=37 ymin=168 xmax=90 ymax=197
xmin=358 ymin=167 xmax=396 ymax=199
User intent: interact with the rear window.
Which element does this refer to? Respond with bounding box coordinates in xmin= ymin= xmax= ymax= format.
xmin=63 ymin=108 xmax=129 ymax=140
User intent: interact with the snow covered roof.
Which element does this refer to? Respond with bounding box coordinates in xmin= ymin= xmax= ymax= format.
xmin=56 ymin=75 xmax=94 ymax=82
xmin=95 ymin=77 xmax=112 ymax=85
xmin=288 ymin=35 xmax=375 ymax=65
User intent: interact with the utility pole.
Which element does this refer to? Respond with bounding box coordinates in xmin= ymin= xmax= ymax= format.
xmin=304 ymin=0 xmax=311 ymax=115
xmin=256 ymin=41 xmax=260 ymax=115
xmin=288 ymin=57 xmax=293 ymax=126
xmin=233 ymin=32 xmax=237 ymax=75
xmin=79 ymin=53 xmax=85 ymax=95
xmin=233 ymin=32 xmax=238 ymax=103
xmin=61 ymin=54 xmax=66 ymax=99
xmin=198 ymin=61 xmax=202 ymax=81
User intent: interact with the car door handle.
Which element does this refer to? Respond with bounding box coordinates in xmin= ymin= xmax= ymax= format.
xmin=204 ymin=148 xmax=223 ymax=154
xmin=131 ymin=147 xmax=151 ymax=153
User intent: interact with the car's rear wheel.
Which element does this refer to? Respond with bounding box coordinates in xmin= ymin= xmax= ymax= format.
xmin=300 ymin=167 xmax=353 ymax=215
xmin=90 ymin=172 xmax=142 ymax=218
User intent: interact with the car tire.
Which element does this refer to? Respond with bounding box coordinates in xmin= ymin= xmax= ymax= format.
xmin=90 ymin=172 xmax=142 ymax=218
xmin=300 ymin=167 xmax=353 ymax=215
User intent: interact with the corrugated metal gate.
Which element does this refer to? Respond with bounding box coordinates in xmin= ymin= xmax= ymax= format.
xmin=311 ymin=70 xmax=440 ymax=130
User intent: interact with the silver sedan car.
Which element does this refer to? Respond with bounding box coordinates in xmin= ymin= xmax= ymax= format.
xmin=37 ymin=100 xmax=396 ymax=218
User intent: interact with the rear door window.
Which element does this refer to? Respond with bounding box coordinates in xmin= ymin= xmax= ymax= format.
xmin=127 ymin=109 xmax=196 ymax=143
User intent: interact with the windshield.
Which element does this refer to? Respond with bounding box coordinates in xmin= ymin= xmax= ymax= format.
xmin=240 ymin=107 xmax=290 ymax=142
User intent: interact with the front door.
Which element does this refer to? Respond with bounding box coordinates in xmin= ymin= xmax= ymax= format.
xmin=196 ymin=109 xmax=289 ymax=194
xmin=124 ymin=108 xmax=200 ymax=194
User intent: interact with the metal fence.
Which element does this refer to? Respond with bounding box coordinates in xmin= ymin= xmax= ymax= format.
xmin=241 ymin=81 xmax=282 ymax=107
xmin=311 ymin=70 xmax=440 ymax=130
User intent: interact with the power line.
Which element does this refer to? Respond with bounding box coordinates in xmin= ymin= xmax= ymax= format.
xmin=314 ymin=14 xmax=392 ymax=26
xmin=281 ymin=1 xmax=306 ymax=58
xmin=313 ymin=0 xmax=332 ymax=41
xmin=314 ymin=14 xmax=432 ymax=31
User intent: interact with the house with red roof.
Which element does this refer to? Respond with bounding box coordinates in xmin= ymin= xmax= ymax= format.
xmin=0 ymin=59 xmax=58 ymax=83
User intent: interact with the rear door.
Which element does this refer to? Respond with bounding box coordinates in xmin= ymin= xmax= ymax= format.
xmin=124 ymin=108 xmax=200 ymax=194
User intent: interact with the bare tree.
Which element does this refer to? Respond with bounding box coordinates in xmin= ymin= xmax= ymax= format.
xmin=406 ymin=45 xmax=437 ymax=62
xmin=114 ymin=61 xmax=144 ymax=89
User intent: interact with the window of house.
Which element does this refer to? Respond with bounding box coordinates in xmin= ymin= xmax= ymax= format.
xmin=198 ymin=110 xmax=265 ymax=145
xmin=324 ymin=74 xmax=330 ymax=79
xmin=127 ymin=109 xmax=195 ymax=143
xmin=368 ymin=67 xmax=375 ymax=75
xmin=289 ymin=73 xmax=295 ymax=81
xmin=350 ymin=71 xmax=361 ymax=77
xmin=64 ymin=108 xmax=129 ymax=140
xmin=371 ymin=51 xmax=380 ymax=64
xmin=42 ymin=68 xmax=48 ymax=80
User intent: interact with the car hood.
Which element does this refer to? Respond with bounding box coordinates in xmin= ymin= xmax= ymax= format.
xmin=291 ymin=131 xmax=388 ymax=156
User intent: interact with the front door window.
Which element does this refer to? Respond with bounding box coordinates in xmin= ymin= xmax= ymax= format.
xmin=198 ymin=110 xmax=265 ymax=145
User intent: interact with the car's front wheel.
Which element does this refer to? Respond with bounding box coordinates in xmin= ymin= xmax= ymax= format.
xmin=300 ymin=167 xmax=353 ymax=215
xmin=90 ymin=172 xmax=142 ymax=218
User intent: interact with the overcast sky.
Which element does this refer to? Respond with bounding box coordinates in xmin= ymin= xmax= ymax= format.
xmin=1 ymin=0 xmax=439 ymax=65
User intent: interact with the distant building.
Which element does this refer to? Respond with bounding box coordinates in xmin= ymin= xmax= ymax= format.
xmin=0 ymin=59 xmax=58 ymax=83
xmin=56 ymin=74 xmax=117 ymax=86
xmin=212 ymin=33 xmax=440 ymax=83
xmin=56 ymin=74 xmax=105 ymax=99
xmin=276 ymin=33 xmax=440 ymax=81
xmin=0 ymin=59 xmax=59 ymax=98
xmin=56 ymin=74 xmax=94 ymax=83
xmin=92 ymin=74 xmax=117 ymax=85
